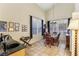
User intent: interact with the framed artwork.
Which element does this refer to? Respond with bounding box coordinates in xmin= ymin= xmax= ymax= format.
xmin=22 ymin=25 xmax=27 ymax=32
xmin=8 ymin=22 xmax=14 ymax=32
xmin=0 ymin=21 xmax=7 ymax=32
xmin=14 ymin=23 xmax=20 ymax=31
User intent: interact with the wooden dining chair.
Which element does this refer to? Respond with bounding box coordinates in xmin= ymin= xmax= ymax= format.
xmin=44 ymin=32 xmax=52 ymax=47
xmin=44 ymin=36 xmax=51 ymax=48
xmin=50 ymin=37 xmax=54 ymax=46
xmin=54 ymin=33 xmax=60 ymax=46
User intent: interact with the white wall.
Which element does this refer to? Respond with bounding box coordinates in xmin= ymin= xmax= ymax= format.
xmin=46 ymin=3 xmax=75 ymax=21
xmin=0 ymin=3 xmax=45 ymax=43
xmin=75 ymin=4 xmax=79 ymax=12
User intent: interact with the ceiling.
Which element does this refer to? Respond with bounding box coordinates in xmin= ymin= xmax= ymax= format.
xmin=36 ymin=3 xmax=54 ymax=11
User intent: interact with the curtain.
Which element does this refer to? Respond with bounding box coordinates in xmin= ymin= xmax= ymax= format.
xmin=41 ymin=20 xmax=43 ymax=35
xmin=30 ymin=16 xmax=32 ymax=39
xmin=47 ymin=21 xmax=50 ymax=33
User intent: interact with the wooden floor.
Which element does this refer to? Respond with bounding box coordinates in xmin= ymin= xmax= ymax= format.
xmin=26 ymin=39 xmax=71 ymax=56
xmin=9 ymin=33 xmax=71 ymax=56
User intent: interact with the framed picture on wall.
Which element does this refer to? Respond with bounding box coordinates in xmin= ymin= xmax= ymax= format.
xmin=22 ymin=25 xmax=27 ymax=32
xmin=0 ymin=21 xmax=7 ymax=32
xmin=8 ymin=22 xmax=14 ymax=32
xmin=14 ymin=23 xmax=20 ymax=31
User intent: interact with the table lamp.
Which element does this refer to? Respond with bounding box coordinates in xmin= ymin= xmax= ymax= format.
xmin=68 ymin=19 xmax=79 ymax=56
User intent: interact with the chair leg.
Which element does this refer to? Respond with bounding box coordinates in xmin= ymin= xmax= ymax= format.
xmin=45 ymin=43 xmax=47 ymax=47
xmin=44 ymin=41 xmax=46 ymax=46
xmin=57 ymin=41 xmax=59 ymax=47
xmin=48 ymin=43 xmax=51 ymax=48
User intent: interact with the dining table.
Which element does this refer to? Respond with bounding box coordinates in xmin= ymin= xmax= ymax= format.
xmin=50 ymin=33 xmax=60 ymax=46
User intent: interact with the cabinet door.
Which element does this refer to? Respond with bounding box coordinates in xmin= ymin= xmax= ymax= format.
xmin=9 ymin=49 xmax=26 ymax=56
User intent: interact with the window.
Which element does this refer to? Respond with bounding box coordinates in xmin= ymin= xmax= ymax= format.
xmin=32 ymin=17 xmax=42 ymax=36
xmin=50 ymin=18 xmax=68 ymax=35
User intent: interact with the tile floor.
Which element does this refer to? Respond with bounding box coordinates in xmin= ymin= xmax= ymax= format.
xmin=26 ymin=39 xmax=71 ymax=56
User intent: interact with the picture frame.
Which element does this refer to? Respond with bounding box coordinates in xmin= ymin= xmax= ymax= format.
xmin=0 ymin=21 xmax=7 ymax=32
xmin=14 ymin=23 xmax=20 ymax=31
xmin=22 ymin=25 xmax=27 ymax=32
xmin=8 ymin=22 xmax=14 ymax=32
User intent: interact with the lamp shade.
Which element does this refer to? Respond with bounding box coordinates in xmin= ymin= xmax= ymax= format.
xmin=68 ymin=19 xmax=79 ymax=30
